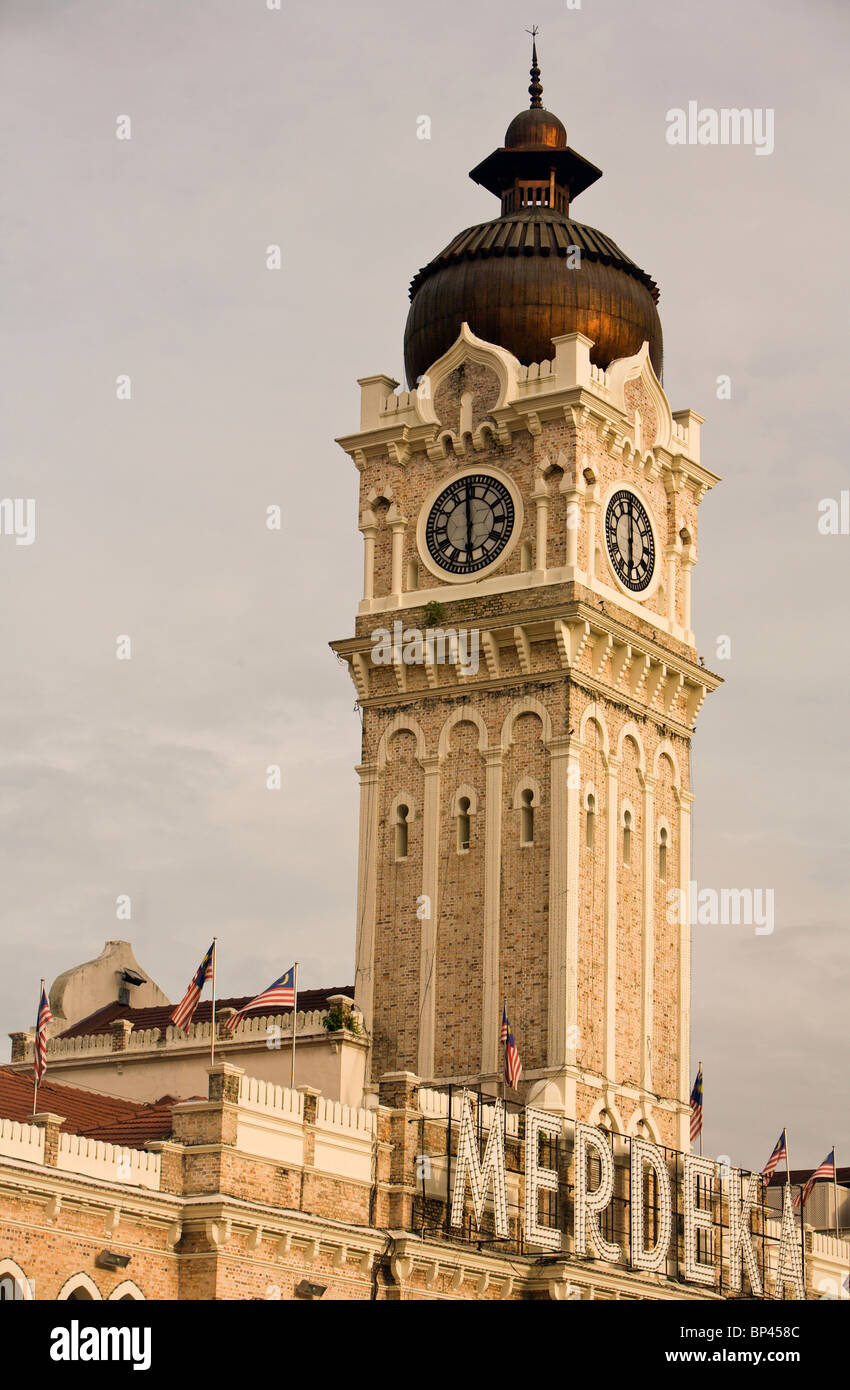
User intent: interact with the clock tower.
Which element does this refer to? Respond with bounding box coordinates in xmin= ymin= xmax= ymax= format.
xmin=332 ymin=44 xmax=720 ymax=1151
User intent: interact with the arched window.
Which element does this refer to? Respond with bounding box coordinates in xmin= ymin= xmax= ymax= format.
xmin=406 ymin=558 xmax=419 ymax=591
xmin=108 ymin=1280 xmax=146 ymax=1301
xmin=0 ymin=1260 xmax=32 ymax=1301
xmin=57 ymin=1273 xmax=102 ymax=1301
xmin=457 ymin=796 xmax=471 ymax=853
xmin=520 ymin=540 xmax=533 ymax=571
xmin=623 ymin=809 xmax=632 ymax=864
xmin=658 ymin=826 xmax=668 ymax=881
xmin=395 ymin=804 xmax=409 ymax=860
xmin=586 ymin=793 xmax=596 ymax=849
xmin=520 ymin=788 xmax=534 ymax=845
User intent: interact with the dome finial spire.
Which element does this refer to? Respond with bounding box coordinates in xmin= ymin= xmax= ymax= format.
xmin=525 ymin=25 xmax=543 ymax=109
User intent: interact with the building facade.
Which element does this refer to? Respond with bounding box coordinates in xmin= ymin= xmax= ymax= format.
xmin=2 ymin=49 xmax=846 ymax=1302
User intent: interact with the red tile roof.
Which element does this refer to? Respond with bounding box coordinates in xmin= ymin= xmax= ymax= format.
xmin=57 ymin=985 xmax=355 ymax=1040
xmin=0 ymin=1066 xmax=188 ymax=1148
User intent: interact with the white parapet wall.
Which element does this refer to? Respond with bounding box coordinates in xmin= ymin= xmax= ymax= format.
xmin=12 ymin=1009 xmax=369 ymax=1108
xmin=234 ymin=1076 xmax=375 ymax=1182
xmin=419 ymin=1085 xmax=521 ymax=1136
xmin=235 ymin=1076 xmax=305 ymax=1165
xmin=56 ymin=1133 xmax=161 ymax=1191
xmin=0 ymin=1117 xmax=45 ymax=1165
xmin=314 ymin=1097 xmax=375 ymax=1183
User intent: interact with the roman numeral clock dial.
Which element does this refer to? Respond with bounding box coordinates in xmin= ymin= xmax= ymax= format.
xmin=605 ymin=489 xmax=656 ymax=592
xmin=424 ymin=474 xmax=515 ymax=577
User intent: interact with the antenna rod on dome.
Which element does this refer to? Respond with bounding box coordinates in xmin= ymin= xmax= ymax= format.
xmin=525 ymin=25 xmax=543 ymax=109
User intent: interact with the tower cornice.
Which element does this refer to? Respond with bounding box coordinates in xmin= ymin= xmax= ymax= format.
xmin=331 ymin=597 xmax=721 ymax=735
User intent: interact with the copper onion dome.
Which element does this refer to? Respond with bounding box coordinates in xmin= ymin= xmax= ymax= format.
xmin=403 ymin=38 xmax=663 ymax=387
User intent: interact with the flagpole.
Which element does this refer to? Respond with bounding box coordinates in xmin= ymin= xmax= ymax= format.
xmin=290 ymin=962 xmax=298 ymax=1090
xmin=698 ymin=1061 xmax=702 ymax=1157
xmin=786 ymin=1130 xmax=806 ymax=1293
xmin=32 ymin=979 xmax=45 ymax=1116
xmin=210 ymin=938 xmax=217 ymax=1068
xmin=503 ymin=1001 xmax=508 ymax=1105
xmin=833 ymin=1146 xmax=840 ymax=1240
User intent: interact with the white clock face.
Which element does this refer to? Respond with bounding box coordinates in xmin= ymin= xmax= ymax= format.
xmin=424 ymin=473 xmax=515 ymax=576
xmin=605 ymin=489 xmax=656 ymax=592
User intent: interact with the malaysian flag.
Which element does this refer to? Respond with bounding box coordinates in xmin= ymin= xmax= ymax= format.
xmin=501 ymin=1006 xmax=522 ymax=1090
xmin=761 ymin=1130 xmax=788 ymax=1184
xmin=170 ymin=941 xmax=215 ymax=1032
xmin=223 ymin=967 xmax=296 ymax=1033
xmin=794 ymin=1149 xmax=835 ymax=1209
xmin=34 ymin=984 xmax=53 ymax=1084
xmin=689 ymin=1066 xmax=703 ymax=1144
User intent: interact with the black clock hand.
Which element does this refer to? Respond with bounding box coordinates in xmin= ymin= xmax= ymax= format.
xmin=464 ymin=480 xmax=473 ymax=558
xmin=627 ymin=499 xmax=634 ymax=575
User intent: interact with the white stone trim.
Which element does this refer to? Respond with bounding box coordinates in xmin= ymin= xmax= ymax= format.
xmin=354 ymin=762 xmax=380 ymax=1033
xmin=422 ymin=321 xmax=521 ymax=414
xmin=588 ymin=1097 xmax=626 ymax=1135
xmin=500 ymin=695 xmax=552 ymax=749
xmin=57 ymin=1272 xmax=102 ymax=1300
xmin=377 ymin=712 xmax=427 ymax=766
xmin=511 ymin=777 xmax=542 ymax=809
xmin=0 ymin=1258 xmax=33 ymax=1299
xmin=387 ymin=791 xmax=418 ymax=824
xmin=578 ymin=703 xmax=611 ymax=761
xmin=605 ymin=342 xmax=674 ymax=453
xmin=107 ymin=1279 xmax=146 ymax=1300
xmin=616 ymin=721 xmax=648 ymax=774
xmin=481 ymin=748 xmax=504 ymax=1075
xmin=437 ymin=706 xmax=488 ymax=759
xmin=604 ymin=757 xmax=620 ymax=1079
xmin=418 ymin=755 xmax=441 ymax=1079
xmin=626 ymin=1108 xmax=663 ymax=1145
xmin=451 ymin=784 xmax=479 ymax=817
xmin=599 ymin=478 xmax=664 ymax=604
xmin=652 ymin=739 xmax=682 ymax=786
xmin=415 ymin=463 xmax=525 ymax=586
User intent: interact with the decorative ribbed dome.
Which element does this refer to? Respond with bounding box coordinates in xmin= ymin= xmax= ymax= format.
xmin=403 ymin=38 xmax=663 ymax=388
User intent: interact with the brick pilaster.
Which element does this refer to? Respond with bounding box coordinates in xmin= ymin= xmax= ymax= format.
xmin=377 ymin=1072 xmax=421 ymax=1229
xmin=111 ymin=1019 xmax=134 ymax=1051
xmin=145 ymin=1139 xmax=184 ymax=1195
xmin=32 ymin=1112 xmax=64 ymax=1167
xmin=378 ymin=1070 xmax=420 ymax=1110
xmin=8 ymin=1032 xmax=32 ymax=1063
xmin=208 ymin=1061 xmax=243 ymax=1104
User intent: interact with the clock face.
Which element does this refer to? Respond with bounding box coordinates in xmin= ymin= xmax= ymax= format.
xmin=424 ymin=473 xmax=515 ymax=576
xmin=605 ymin=489 xmax=656 ymax=592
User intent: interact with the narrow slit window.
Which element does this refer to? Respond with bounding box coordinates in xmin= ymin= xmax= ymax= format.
xmin=457 ymin=797 xmax=471 ymax=853
xmin=586 ymin=793 xmax=596 ymax=849
xmin=659 ymin=827 xmax=668 ymax=881
xmin=520 ymin=789 xmax=534 ymax=845
xmin=395 ymin=804 xmax=409 ymax=860
xmin=623 ymin=809 xmax=632 ymax=865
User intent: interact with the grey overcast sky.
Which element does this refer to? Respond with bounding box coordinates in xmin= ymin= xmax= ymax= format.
xmin=1 ymin=0 xmax=847 ymax=1171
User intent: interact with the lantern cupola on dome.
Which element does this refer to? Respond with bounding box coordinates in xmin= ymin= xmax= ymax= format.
xmin=403 ymin=35 xmax=663 ymax=388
